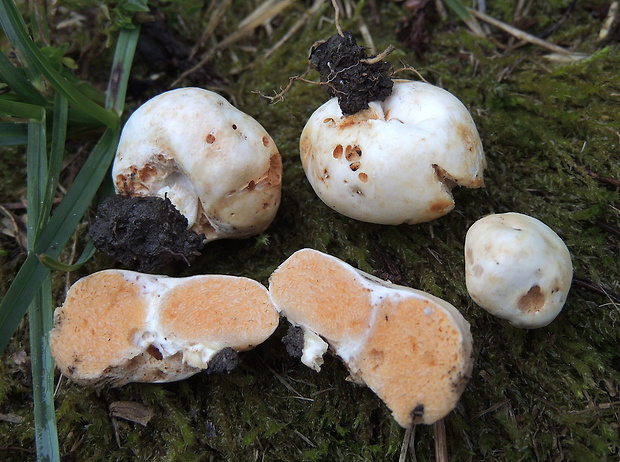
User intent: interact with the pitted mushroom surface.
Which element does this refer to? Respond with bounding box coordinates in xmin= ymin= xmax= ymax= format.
xmin=113 ymin=87 xmax=282 ymax=241
xmin=300 ymin=80 xmax=485 ymax=224
xmin=50 ymin=270 xmax=279 ymax=387
xmin=464 ymin=212 xmax=573 ymax=328
xmin=269 ymin=248 xmax=473 ymax=428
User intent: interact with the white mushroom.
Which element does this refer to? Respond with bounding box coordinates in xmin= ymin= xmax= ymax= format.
xmin=464 ymin=212 xmax=573 ymax=328
xmin=49 ymin=270 xmax=280 ymax=387
xmin=113 ymin=87 xmax=282 ymax=241
xmin=269 ymin=248 xmax=473 ymax=428
xmin=300 ymin=80 xmax=485 ymax=224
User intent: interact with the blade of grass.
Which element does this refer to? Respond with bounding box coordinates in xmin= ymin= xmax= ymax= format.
xmin=0 ymin=98 xmax=46 ymax=120
xmin=26 ymin=113 xmax=47 ymax=244
xmin=25 ymin=103 xmax=60 ymax=461
xmin=41 ymin=92 xmax=68 ymax=224
xmin=0 ymin=121 xmax=28 ymax=146
xmin=0 ymin=0 xmax=119 ymax=129
xmin=106 ymin=24 xmax=140 ymax=115
xmin=38 ymin=240 xmax=97 ymax=272
xmin=0 ymin=24 xmax=140 ymax=354
xmin=29 ymin=274 xmax=58 ymax=462
xmin=0 ymin=127 xmax=120 ymax=354
xmin=0 ymin=50 xmax=48 ymax=106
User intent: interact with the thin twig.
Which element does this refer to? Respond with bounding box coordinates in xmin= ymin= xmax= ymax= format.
xmin=468 ymin=8 xmax=575 ymax=57
xmin=189 ymin=0 xmax=233 ymax=59
xmin=573 ymin=277 xmax=620 ymax=304
xmin=434 ymin=419 xmax=448 ymax=462
xmin=331 ymin=0 xmax=344 ymax=37
xmin=392 ymin=66 xmax=428 ymax=82
xmin=237 ymin=0 xmax=327 ymax=73
xmin=171 ymin=0 xmax=293 ymax=87
xmin=399 ymin=425 xmax=415 ymax=462
xmin=360 ymin=44 xmax=395 ymax=65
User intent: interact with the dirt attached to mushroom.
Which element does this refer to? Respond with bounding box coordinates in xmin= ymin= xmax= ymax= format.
xmin=89 ymin=194 xmax=205 ymax=273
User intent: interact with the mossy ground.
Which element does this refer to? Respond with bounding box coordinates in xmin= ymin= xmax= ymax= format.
xmin=1 ymin=1 xmax=619 ymax=460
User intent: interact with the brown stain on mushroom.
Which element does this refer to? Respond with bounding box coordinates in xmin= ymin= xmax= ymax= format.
xmin=262 ymin=136 xmax=270 ymax=147
xmin=429 ymin=199 xmax=454 ymax=214
xmin=456 ymin=122 xmax=478 ymax=154
xmin=206 ymin=134 xmax=216 ymax=144
xmin=349 ymin=162 xmax=361 ymax=171
xmin=517 ymin=285 xmax=545 ymax=313
xmin=333 ymin=145 xmax=343 ymax=159
xmin=358 ymin=172 xmax=368 ymax=183
xmin=345 ymin=145 xmax=362 ymax=161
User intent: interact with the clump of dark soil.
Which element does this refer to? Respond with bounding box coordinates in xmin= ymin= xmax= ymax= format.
xmin=282 ymin=325 xmax=304 ymax=358
xmin=89 ymin=194 xmax=205 ymax=273
xmin=206 ymin=347 xmax=240 ymax=375
xmin=310 ymin=31 xmax=393 ymax=115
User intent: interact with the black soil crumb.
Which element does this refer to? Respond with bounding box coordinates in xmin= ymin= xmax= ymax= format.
xmin=282 ymin=325 xmax=304 ymax=358
xmin=89 ymin=194 xmax=205 ymax=273
xmin=207 ymin=347 xmax=240 ymax=374
xmin=310 ymin=31 xmax=393 ymax=115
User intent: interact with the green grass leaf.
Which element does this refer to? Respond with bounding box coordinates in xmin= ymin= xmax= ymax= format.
xmin=0 ymin=127 xmax=119 ymax=353
xmin=0 ymin=121 xmax=28 ymax=146
xmin=0 ymin=0 xmax=119 ymax=129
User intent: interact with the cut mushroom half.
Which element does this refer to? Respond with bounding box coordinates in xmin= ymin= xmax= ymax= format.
xmin=269 ymin=248 xmax=473 ymax=428
xmin=113 ymin=87 xmax=282 ymax=242
xmin=50 ymin=270 xmax=279 ymax=387
xmin=300 ymin=80 xmax=486 ymax=224
xmin=465 ymin=212 xmax=573 ymax=328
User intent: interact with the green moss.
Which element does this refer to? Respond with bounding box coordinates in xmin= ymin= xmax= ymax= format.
xmin=1 ymin=1 xmax=619 ymax=460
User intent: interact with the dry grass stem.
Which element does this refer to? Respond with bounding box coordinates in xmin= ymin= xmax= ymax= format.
xmin=331 ymin=0 xmax=344 ymax=37
xmin=189 ymin=0 xmax=233 ymax=59
xmin=172 ymin=0 xmax=293 ymax=86
xmin=398 ymin=425 xmax=416 ymax=462
xmin=468 ymin=8 xmax=578 ymax=58
xmin=360 ymin=44 xmax=395 ymax=64
xmin=434 ymin=418 xmax=448 ymax=462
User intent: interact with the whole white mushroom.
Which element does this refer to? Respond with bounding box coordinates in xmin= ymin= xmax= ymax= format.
xmin=300 ymin=80 xmax=486 ymax=224
xmin=113 ymin=87 xmax=282 ymax=242
xmin=464 ymin=212 xmax=573 ymax=328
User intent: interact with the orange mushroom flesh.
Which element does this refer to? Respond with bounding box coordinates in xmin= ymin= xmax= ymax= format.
xmin=50 ymin=270 xmax=279 ymax=387
xmin=269 ymin=248 xmax=473 ymax=428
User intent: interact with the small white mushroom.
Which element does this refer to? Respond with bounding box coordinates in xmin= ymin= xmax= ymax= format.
xmin=464 ymin=212 xmax=573 ymax=328
xmin=49 ymin=270 xmax=280 ymax=387
xmin=269 ymin=248 xmax=473 ymax=428
xmin=113 ymin=87 xmax=282 ymax=242
xmin=300 ymin=80 xmax=486 ymax=224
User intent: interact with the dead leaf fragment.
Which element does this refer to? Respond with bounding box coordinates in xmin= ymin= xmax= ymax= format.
xmin=109 ymin=401 xmax=154 ymax=427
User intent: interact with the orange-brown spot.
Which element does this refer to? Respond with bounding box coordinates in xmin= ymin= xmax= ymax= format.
xmin=358 ymin=172 xmax=368 ymax=182
xmin=333 ymin=145 xmax=343 ymax=159
xmin=517 ymin=285 xmax=545 ymax=313
xmin=350 ymin=162 xmax=361 ymax=171
xmin=456 ymin=123 xmax=478 ymax=153
xmin=345 ymin=145 xmax=362 ymax=161
xmin=262 ymin=136 xmax=270 ymax=147
xmin=206 ymin=134 xmax=216 ymax=144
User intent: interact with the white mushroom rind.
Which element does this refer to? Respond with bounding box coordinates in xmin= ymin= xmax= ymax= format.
xmin=465 ymin=212 xmax=573 ymax=328
xmin=300 ymin=80 xmax=485 ymax=224
xmin=113 ymin=87 xmax=282 ymax=241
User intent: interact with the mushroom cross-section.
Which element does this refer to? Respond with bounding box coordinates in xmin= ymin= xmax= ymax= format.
xmin=112 ymin=87 xmax=282 ymax=242
xmin=299 ymin=80 xmax=486 ymax=224
xmin=268 ymin=248 xmax=473 ymax=428
xmin=464 ymin=212 xmax=573 ymax=328
xmin=49 ymin=270 xmax=280 ymax=387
